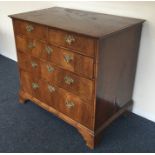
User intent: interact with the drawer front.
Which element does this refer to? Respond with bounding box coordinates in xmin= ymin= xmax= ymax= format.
xmin=41 ymin=44 xmax=94 ymax=79
xmin=20 ymin=70 xmax=41 ymax=100
xmin=16 ymin=36 xmax=44 ymax=58
xmin=14 ymin=19 xmax=48 ymax=40
xmin=41 ymin=61 xmax=93 ymax=101
xmin=58 ymin=88 xmax=93 ymax=129
xmin=20 ymin=71 xmax=93 ymax=129
xmin=39 ymin=80 xmax=60 ymax=110
xmin=49 ymin=28 xmax=95 ymax=57
xmin=17 ymin=52 xmax=41 ymax=77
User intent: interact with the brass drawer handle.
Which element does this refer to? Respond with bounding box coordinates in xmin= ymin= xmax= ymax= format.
xmin=64 ymin=76 xmax=74 ymax=85
xmin=26 ymin=24 xmax=34 ymax=32
xmin=64 ymin=55 xmax=73 ymax=63
xmin=31 ymin=62 xmax=38 ymax=68
xmin=28 ymin=42 xmax=36 ymax=49
xmin=45 ymin=46 xmax=53 ymax=55
xmin=47 ymin=65 xmax=54 ymax=73
xmin=66 ymin=100 xmax=75 ymax=109
xmin=65 ymin=35 xmax=75 ymax=45
xmin=48 ymin=84 xmax=55 ymax=93
xmin=32 ymin=83 xmax=39 ymax=89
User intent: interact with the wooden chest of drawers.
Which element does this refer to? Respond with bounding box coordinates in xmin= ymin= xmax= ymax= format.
xmin=10 ymin=7 xmax=144 ymax=149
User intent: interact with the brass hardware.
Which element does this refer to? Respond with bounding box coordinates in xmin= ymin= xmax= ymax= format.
xmin=64 ymin=55 xmax=73 ymax=63
xmin=47 ymin=65 xmax=54 ymax=73
xmin=48 ymin=84 xmax=55 ymax=93
xmin=32 ymin=83 xmax=39 ymax=89
xmin=26 ymin=24 xmax=34 ymax=32
xmin=65 ymin=35 xmax=75 ymax=45
xmin=31 ymin=62 xmax=38 ymax=68
xmin=45 ymin=46 xmax=53 ymax=55
xmin=64 ymin=76 xmax=74 ymax=85
xmin=66 ymin=100 xmax=75 ymax=108
xmin=28 ymin=42 xmax=35 ymax=49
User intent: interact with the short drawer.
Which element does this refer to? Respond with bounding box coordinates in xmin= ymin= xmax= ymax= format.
xmin=15 ymin=36 xmax=44 ymax=58
xmin=41 ymin=44 xmax=94 ymax=79
xmin=17 ymin=52 xmax=41 ymax=77
xmin=14 ymin=19 xmax=48 ymax=40
xmin=49 ymin=28 xmax=95 ymax=57
xmin=20 ymin=70 xmax=42 ymax=100
xmin=41 ymin=60 xmax=93 ymax=101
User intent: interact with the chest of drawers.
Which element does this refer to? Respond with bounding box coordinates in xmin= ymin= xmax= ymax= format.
xmin=10 ymin=7 xmax=144 ymax=149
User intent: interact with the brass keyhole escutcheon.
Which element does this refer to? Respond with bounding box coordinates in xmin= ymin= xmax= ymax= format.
xmin=32 ymin=82 xmax=39 ymax=89
xmin=64 ymin=76 xmax=74 ymax=85
xmin=65 ymin=35 xmax=75 ymax=45
xmin=64 ymin=55 xmax=73 ymax=63
xmin=31 ymin=62 xmax=38 ymax=68
xmin=48 ymin=84 xmax=56 ymax=93
xmin=45 ymin=46 xmax=53 ymax=55
xmin=47 ymin=65 xmax=54 ymax=73
xmin=65 ymin=100 xmax=75 ymax=109
xmin=26 ymin=24 xmax=34 ymax=32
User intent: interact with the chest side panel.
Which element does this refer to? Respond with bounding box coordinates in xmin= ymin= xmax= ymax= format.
xmin=95 ymin=24 xmax=143 ymax=130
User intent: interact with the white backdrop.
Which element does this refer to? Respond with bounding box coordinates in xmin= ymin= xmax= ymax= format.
xmin=0 ymin=1 xmax=155 ymax=122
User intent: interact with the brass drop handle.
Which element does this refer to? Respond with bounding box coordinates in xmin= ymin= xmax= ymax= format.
xmin=28 ymin=42 xmax=35 ymax=49
xmin=32 ymin=83 xmax=39 ymax=89
xmin=45 ymin=46 xmax=53 ymax=55
xmin=64 ymin=76 xmax=74 ymax=85
xmin=47 ymin=65 xmax=54 ymax=73
xmin=65 ymin=35 xmax=75 ymax=45
xmin=31 ymin=62 xmax=38 ymax=68
xmin=64 ymin=55 xmax=73 ymax=63
xmin=66 ymin=100 xmax=75 ymax=109
xmin=48 ymin=84 xmax=55 ymax=93
xmin=26 ymin=24 xmax=34 ymax=32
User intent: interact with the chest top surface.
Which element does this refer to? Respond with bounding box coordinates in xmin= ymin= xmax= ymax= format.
xmin=10 ymin=7 xmax=144 ymax=37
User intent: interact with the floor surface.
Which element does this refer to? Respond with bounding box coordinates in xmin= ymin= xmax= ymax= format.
xmin=0 ymin=55 xmax=155 ymax=152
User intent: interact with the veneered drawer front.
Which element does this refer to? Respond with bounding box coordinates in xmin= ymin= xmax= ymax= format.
xmin=58 ymin=87 xmax=93 ymax=129
xmin=17 ymin=52 xmax=41 ymax=77
xmin=14 ymin=19 xmax=48 ymax=40
xmin=48 ymin=28 xmax=95 ymax=57
xmin=20 ymin=70 xmax=42 ymax=100
xmin=15 ymin=36 xmax=44 ymax=58
xmin=39 ymin=80 xmax=60 ymax=110
xmin=41 ymin=44 xmax=94 ymax=79
xmin=40 ymin=60 xmax=93 ymax=101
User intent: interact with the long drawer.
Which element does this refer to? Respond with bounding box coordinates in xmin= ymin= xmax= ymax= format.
xmin=16 ymin=36 xmax=94 ymax=79
xmin=20 ymin=70 xmax=93 ymax=129
xmin=17 ymin=52 xmax=93 ymax=101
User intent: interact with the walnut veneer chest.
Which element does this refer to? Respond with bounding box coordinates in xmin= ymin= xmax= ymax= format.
xmin=10 ymin=7 xmax=144 ymax=149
